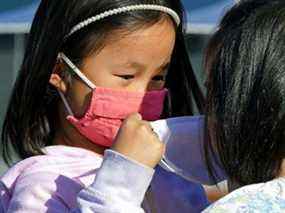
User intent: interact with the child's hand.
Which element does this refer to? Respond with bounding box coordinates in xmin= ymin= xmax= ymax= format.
xmin=112 ymin=113 xmax=165 ymax=168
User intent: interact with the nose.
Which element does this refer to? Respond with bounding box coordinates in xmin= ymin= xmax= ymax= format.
xmin=128 ymin=69 xmax=164 ymax=92
xmin=130 ymin=80 xmax=163 ymax=93
xmin=132 ymin=81 xmax=149 ymax=93
xmin=128 ymin=76 xmax=153 ymax=93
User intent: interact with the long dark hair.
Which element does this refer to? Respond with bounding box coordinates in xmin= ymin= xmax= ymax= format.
xmin=2 ymin=0 xmax=204 ymax=165
xmin=204 ymin=0 xmax=285 ymax=187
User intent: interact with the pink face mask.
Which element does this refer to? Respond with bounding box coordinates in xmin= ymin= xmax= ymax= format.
xmin=58 ymin=53 xmax=167 ymax=147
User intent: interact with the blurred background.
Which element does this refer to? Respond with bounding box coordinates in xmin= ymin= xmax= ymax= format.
xmin=0 ymin=0 xmax=234 ymax=174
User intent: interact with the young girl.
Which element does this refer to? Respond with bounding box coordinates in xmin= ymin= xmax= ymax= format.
xmin=86 ymin=0 xmax=285 ymax=212
xmin=0 ymin=0 xmax=208 ymax=212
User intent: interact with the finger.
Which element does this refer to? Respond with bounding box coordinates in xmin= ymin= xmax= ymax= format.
xmin=152 ymin=129 xmax=160 ymax=140
xmin=128 ymin=113 xmax=142 ymax=121
xmin=140 ymin=121 xmax=154 ymax=132
xmin=140 ymin=121 xmax=161 ymax=141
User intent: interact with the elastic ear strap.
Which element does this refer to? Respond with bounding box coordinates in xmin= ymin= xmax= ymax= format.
xmin=159 ymin=158 xmax=176 ymax=173
xmin=58 ymin=90 xmax=74 ymax=116
xmin=58 ymin=53 xmax=96 ymax=90
xmin=66 ymin=4 xmax=181 ymax=38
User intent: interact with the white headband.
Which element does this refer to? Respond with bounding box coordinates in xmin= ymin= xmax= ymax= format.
xmin=66 ymin=4 xmax=181 ymax=38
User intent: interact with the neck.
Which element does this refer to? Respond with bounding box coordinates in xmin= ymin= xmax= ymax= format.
xmin=53 ymin=131 xmax=106 ymax=155
xmin=53 ymin=105 xmax=106 ymax=156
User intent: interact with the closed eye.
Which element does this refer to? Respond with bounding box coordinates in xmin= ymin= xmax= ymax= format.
xmin=115 ymin=75 xmax=135 ymax=80
xmin=153 ymin=63 xmax=169 ymax=81
xmin=152 ymin=75 xmax=165 ymax=81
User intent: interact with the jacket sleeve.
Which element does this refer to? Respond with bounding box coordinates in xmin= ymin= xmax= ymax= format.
xmin=76 ymin=150 xmax=155 ymax=213
xmin=2 ymin=150 xmax=153 ymax=213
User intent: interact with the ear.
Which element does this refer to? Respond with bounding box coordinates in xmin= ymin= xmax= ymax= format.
xmin=49 ymin=62 xmax=68 ymax=93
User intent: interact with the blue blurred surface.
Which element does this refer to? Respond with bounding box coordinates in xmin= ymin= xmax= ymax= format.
xmin=185 ymin=0 xmax=234 ymax=25
xmin=0 ymin=0 xmax=235 ymax=33
xmin=0 ymin=1 xmax=39 ymax=23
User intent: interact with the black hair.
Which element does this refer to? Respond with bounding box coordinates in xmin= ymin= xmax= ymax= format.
xmin=204 ymin=0 xmax=285 ymax=187
xmin=2 ymin=0 xmax=204 ymax=164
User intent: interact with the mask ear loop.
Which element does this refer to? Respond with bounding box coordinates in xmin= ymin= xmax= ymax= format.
xmin=159 ymin=158 xmax=176 ymax=173
xmin=52 ymin=55 xmax=75 ymax=116
xmin=58 ymin=52 xmax=96 ymax=90
xmin=159 ymin=157 xmax=197 ymax=183
xmin=56 ymin=52 xmax=96 ymax=116
xmin=57 ymin=53 xmax=96 ymax=116
xmin=58 ymin=90 xmax=75 ymax=116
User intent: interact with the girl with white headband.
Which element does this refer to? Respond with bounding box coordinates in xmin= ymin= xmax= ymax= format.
xmin=0 ymin=0 xmax=210 ymax=212
xmin=86 ymin=0 xmax=285 ymax=212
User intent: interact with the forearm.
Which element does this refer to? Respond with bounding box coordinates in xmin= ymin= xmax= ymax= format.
xmin=77 ymin=150 xmax=155 ymax=213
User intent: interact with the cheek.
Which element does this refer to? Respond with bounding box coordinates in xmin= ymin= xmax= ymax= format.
xmin=67 ymin=78 xmax=93 ymax=118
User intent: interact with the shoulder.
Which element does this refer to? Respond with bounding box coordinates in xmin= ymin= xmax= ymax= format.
xmin=1 ymin=145 xmax=102 ymax=185
xmin=0 ymin=146 xmax=103 ymax=211
xmin=6 ymin=171 xmax=83 ymax=211
xmin=203 ymin=178 xmax=285 ymax=212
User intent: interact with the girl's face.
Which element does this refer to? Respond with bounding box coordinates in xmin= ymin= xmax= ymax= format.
xmin=66 ymin=18 xmax=176 ymax=117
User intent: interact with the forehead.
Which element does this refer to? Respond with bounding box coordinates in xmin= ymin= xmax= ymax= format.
xmin=96 ymin=18 xmax=176 ymax=65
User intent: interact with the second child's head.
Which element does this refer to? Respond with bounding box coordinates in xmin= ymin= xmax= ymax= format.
xmin=205 ymin=0 xmax=285 ymax=188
